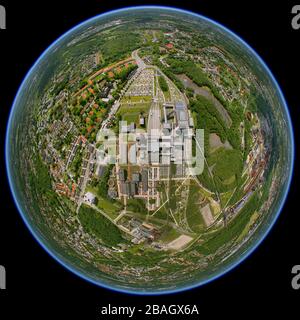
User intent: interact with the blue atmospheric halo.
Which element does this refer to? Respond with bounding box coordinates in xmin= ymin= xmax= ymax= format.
xmin=5 ymin=5 xmax=295 ymax=295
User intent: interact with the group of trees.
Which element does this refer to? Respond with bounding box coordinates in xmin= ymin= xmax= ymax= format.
xmin=70 ymin=149 xmax=83 ymax=182
xmin=98 ymin=165 xmax=113 ymax=199
xmin=190 ymin=94 xmax=246 ymax=193
xmin=127 ymin=198 xmax=147 ymax=213
xmin=159 ymin=64 xmax=184 ymax=92
xmin=78 ymin=205 xmax=124 ymax=247
xmin=158 ymin=75 xmax=168 ymax=92
xmin=190 ymin=95 xmax=227 ymax=157
xmin=101 ymin=31 xmax=141 ymax=62
xmin=165 ymin=56 xmax=229 ymax=109
xmin=166 ymin=57 xmax=211 ymax=88
xmin=115 ymin=64 xmax=138 ymax=82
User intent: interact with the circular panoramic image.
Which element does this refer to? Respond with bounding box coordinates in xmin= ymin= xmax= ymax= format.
xmin=6 ymin=6 xmax=293 ymax=294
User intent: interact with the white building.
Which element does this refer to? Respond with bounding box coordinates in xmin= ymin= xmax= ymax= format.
xmin=83 ymin=192 xmax=96 ymax=205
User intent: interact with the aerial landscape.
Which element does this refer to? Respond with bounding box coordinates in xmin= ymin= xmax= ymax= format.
xmin=6 ymin=7 xmax=293 ymax=293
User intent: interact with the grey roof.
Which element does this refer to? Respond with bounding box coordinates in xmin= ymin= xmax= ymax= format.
xmin=141 ymin=169 xmax=148 ymax=192
xmin=130 ymin=182 xmax=137 ymax=196
xmin=132 ymin=173 xmax=140 ymax=182
xmin=119 ymin=169 xmax=125 ymax=181
xmin=120 ymin=181 xmax=130 ymax=195
xmin=175 ymin=101 xmax=189 ymax=129
xmin=97 ymin=166 xmax=105 ymax=177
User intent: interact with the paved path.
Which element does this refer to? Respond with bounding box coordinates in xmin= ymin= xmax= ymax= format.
xmin=132 ymin=49 xmax=146 ymax=69
xmin=148 ymin=100 xmax=161 ymax=132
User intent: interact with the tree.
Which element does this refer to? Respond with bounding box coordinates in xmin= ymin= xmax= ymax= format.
xmin=158 ymin=76 xmax=168 ymax=92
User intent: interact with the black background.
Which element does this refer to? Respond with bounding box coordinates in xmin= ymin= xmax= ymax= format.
xmin=0 ymin=0 xmax=299 ymax=318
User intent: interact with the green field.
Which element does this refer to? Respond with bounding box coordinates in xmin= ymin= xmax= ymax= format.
xmin=186 ymin=181 xmax=206 ymax=233
xmin=203 ymin=147 xmax=243 ymax=193
xmin=126 ymin=198 xmax=147 ymax=214
xmin=121 ymin=95 xmax=152 ymax=103
xmin=97 ymin=197 xmax=123 ymax=220
xmin=220 ymin=189 xmax=235 ymax=207
xmin=118 ymin=103 xmax=151 ymax=115
xmin=154 ymin=204 xmax=169 ymax=220
xmin=158 ymin=225 xmax=181 ymax=243
xmin=117 ymin=103 xmax=151 ymax=128
xmin=122 ymin=112 xmax=140 ymax=124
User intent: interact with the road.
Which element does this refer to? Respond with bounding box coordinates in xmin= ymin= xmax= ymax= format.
xmin=132 ymin=49 xmax=146 ymax=69
xmin=76 ymin=150 xmax=95 ymax=212
xmin=148 ymin=68 xmax=161 ymax=132
xmin=148 ymin=99 xmax=161 ymax=132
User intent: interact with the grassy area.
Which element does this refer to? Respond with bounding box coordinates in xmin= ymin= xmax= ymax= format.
xmin=163 ymin=89 xmax=171 ymax=101
xmin=86 ymin=180 xmax=122 ymax=220
xmin=186 ymin=181 xmax=206 ymax=233
xmin=127 ymin=198 xmax=147 ymax=214
xmin=78 ymin=205 xmax=125 ymax=247
xmin=236 ymin=211 xmax=259 ymax=242
xmin=220 ymin=190 xmax=235 ymax=207
xmin=122 ymin=112 xmax=140 ymax=124
xmin=227 ymin=175 xmax=248 ymax=206
xmin=223 ymin=175 xmax=236 ymax=185
xmin=199 ymin=192 xmax=259 ymax=254
xmin=158 ymin=75 xmax=171 ymax=101
xmin=122 ymin=95 xmax=152 ymax=103
xmin=97 ymin=196 xmax=123 ymax=220
xmin=117 ymin=103 xmax=151 ymax=128
xmin=118 ymin=103 xmax=151 ymax=117
xmin=204 ymin=147 xmax=243 ymax=193
xmin=158 ymin=225 xmax=181 ymax=243
xmin=158 ymin=75 xmax=168 ymax=92
xmin=167 ymin=178 xmax=178 ymax=211
xmin=154 ymin=205 xmax=169 ymax=220
xmin=209 ymin=148 xmax=242 ymax=180
xmin=119 ymin=103 xmax=151 ymax=113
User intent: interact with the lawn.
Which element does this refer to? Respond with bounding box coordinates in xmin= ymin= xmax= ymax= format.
xmin=118 ymin=103 xmax=151 ymax=115
xmin=154 ymin=206 xmax=169 ymax=220
xmin=220 ymin=189 xmax=235 ymax=207
xmin=206 ymin=147 xmax=243 ymax=192
xmin=97 ymin=196 xmax=123 ymax=220
xmin=163 ymin=89 xmax=171 ymax=101
xmin=122 ymin=112 xmax=140 ymax=126
xmin=158 ymin=225 xmax=181 ymax=243
xmin=117 ymin=103 xmax=151 ymax=128
xmin=122 ymin=95 xmax=152 ymax=103
xmin=186 ymin=181 xmax=206 ymax=233
xmin=126 ymin=198 xmax=147 ymax=214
